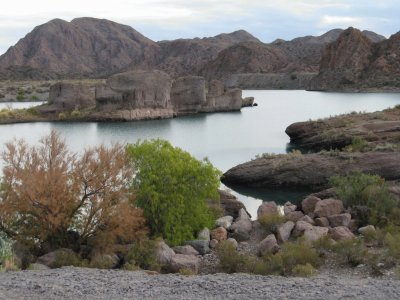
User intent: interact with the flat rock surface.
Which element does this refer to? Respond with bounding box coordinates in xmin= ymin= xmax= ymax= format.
xmin=0 ymin=267 xmax=399 ymax=299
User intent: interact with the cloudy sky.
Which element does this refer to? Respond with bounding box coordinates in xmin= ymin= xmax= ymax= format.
xmin=1 ymin=0 xmax=399 ymax=54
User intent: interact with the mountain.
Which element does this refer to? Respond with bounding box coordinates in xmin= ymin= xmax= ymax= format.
xmin=202 ymin=29 xmax=386 ymax=80
xmin=155 ymin=30 xmax=260 ymax=77
xmin=310 ymin=28 xmax=399 ymax=91
xmin=0 ymin=17 xmax=160 ymax=77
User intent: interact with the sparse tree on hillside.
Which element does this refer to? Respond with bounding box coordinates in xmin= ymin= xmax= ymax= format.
xmin=0 ymin=130 xmax=147 ymax=253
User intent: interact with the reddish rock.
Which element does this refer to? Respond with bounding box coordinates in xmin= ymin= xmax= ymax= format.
xmin=258 ymin=234 xmax=279 ymax=256
xmin=257 ymin=202 xmax=278 ymax=218
xmin=285 ymin=211 xmax=304 ymax=222
xmin=301 ymin=196 xmax=321 ymax=214
xmin=314 ymin=199 xmax=344 ymax=218
xmin=328 ymin=213 xmax=351 ymax=227
xmin=172 ymin=245 xmax=199 ymax=256
xmin=303 ymin=226 xmax=329 ymax=243
xmin=211 ymin=227 xmax=228 ymax=242
xmin=277 ymin=221 xmax=295 ymax=243
xmin=292 ymin=221 xmax=314 ymax=238
xmin=315 ymin=217 xmax=330 ymax=227
xmin=330 ymin=226 xmax=355 ymax=241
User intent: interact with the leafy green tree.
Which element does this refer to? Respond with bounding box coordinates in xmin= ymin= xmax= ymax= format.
xmin=127 ymin=139 xmax=221 ymax=246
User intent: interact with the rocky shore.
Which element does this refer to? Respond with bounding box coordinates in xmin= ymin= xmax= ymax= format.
xmin=0 ymin=267 xmax=399 ymax=300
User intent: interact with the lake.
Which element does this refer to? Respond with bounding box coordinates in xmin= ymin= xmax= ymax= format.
xmin=0 ymin=91 xmax=399 ymax=218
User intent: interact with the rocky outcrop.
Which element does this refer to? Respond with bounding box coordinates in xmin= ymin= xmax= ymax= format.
xmin=222 ymin=152 xmax=400 ymax=191
xmin=45 ymin=82 xmax=95 ymax=112
xmin=171 ymin=76 xmax=206 ymax=114
xmin=96 ymin=70 xmax=172 ymax=109
xmin=310 ymin=27 xmax=400 ymax=91
xmin=286 ymin=106 xmax=400 ymax=151
xmin=218 ymin=190 xmax=251 ymax=219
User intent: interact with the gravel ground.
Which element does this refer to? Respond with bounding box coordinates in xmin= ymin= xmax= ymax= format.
xmin=0 ymin=267 xmax=399 ymax=300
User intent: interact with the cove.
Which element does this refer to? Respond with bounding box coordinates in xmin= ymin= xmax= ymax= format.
xmin=0 ymin=90 xmax=399 ymax=218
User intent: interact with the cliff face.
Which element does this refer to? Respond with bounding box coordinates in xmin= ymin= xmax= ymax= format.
xmin=310 ymin=28 xmax=400 ymax=91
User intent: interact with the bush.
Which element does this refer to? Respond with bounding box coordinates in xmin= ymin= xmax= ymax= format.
xmin=71 ymin=109 xmax=81 ymax=118
xmin=216 ymin=241 xmax=256 ymax=273
xmin=344 ymin=137 xmax=369 ymax=152
xmin=292 ymin=263 xmax=318 ymax=277
xmin=30 ymin=94 xmax=39 ymax=101
xmin=0 ymin=131 xmax=147 ymax=254
xmin=332 ymin=239 xmax=368 ymax=267
xmin=53 ymin=250 xmax=82 ymax=268
xmin=127 ymin=139 xmax=221 ymax=246
xmin=0 ymin=235 xmax=18 ymax=271
xmin=385 ymin=233 xmax=400 ymax=260
xmin=179 ymin=268 xmax=196 ymax=276
xmin=58 ymin=112 xmax=66 ymax=120
xmin=16 ymin=89 xmax=25 ymax=101
xmin=124 ymin=238 xmax=160 ymax=271
xmin=258 ymin=214 xmax=286 ymax=234
xmin=329 ymin=171 xmax=396 ymax=226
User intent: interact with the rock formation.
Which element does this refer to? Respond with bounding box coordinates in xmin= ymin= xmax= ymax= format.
xmin=43 ymin=70 xmax=247 ymax=121
xmin=222 ymin=152 xmax=400 ymax=191
xmin=310 ymin=27 xmax=400 ymax=91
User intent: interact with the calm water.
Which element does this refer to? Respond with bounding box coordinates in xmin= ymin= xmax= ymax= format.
xmin=0 ymin=91 xmax=399 ymax=217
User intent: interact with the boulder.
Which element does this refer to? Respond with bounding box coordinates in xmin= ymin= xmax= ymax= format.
xmin=277 ymin=221 xmax=295 ymax=243
xmin=197 ymin=228 xmax=210 ymax=241
xmin=215 ymin=216 xmax=234 ymax=229
xmin=301 ymin=196 xmax=321 ymax=214
xmin=156 ymin=241 xmax=175 ymax=266
xmin=258 ymin=234 xmax=280 ymax=256
xmin=168 ymin=254 xmax=199 ymax=274
xmin=211 ymin=227 xmax=228 ymax=242
xmin=315 ymin=217 xmax=330 ymax=227
xmin=230 ymin=231 xmax=250 ymax=242
xmin=218 ymin=190 xmax=251 ymax=219
xmin=36 ymin=248 xmax=76 ymax=268
xmin=283 ymin=202 xmax=297 ymax=215
xmin=358 ymin=225 xmax=376 ymax=235
xmin=184 ymin=240 xmax=210 ymax=255
xmin=328 ymin=213 xmax=352 ymax=227
xmin=172 ymin=245 xmax=199 ymax=256
xmin=299 ymin=215 xmax=315 ymax=225
xmin=257 ymin=202 xmax=278 ymax=218
xmin=292 ymin=220 xmax=314 ymax=238
xmin=90 ymin=253 xmax=120 ymax=269
xmin=209 ymin=239 xmax=219 ymax=249
xmin=242 ymin=97 xmax=255 ymax=107
xmin=226 ymin=238 xmax=238 ymax=249
xmin=231 ymin=208 xmax=253 ymax=234
xmin=303 ymin=226 xmax=329 ymax=243
xmin=330 ymin=226 xmax=356 ymax=241
xmin=285 ymin=211 xmax=304 ymax=222
xmin=314 ymin=199 xmax=344 ymax=218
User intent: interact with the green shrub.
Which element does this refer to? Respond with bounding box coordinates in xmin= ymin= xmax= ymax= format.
xmin=332 ymin=239 xmax=367 ymax=267
xmin=89 ymin=254 xmax=118 ymax=269
xmin=0 ymin=235 xmax=18 ymax=271
xmin=71 ymin=109 xmax=81 ymax=118
xmin=179 ymin=268 xmax=196 ymax=276
xmin=30 ymin=94 xmax=39 ymax=101
xmin=127 ymin=139 xmax=221 ymax=246
xmin=258 ymin=214 xmax=286 ymax=234
xmin=344 ymin=137 xmax=369 ymax=152
xmin=26 ymin=107 xmax=38 ymax=116
xmin=58 ymin=112 xmax=66 ymax=120
xmin=125 ymin=238 xmax=160 ymax=271
xmin=292 ymin=263 xmax=318 ymax=277
xmin=385 ymin=233 xmax=400 ymax=260
xmin=53 ymin=251 xmax=82 ymax=268
xmin=16 ymin=89 xmax=25 ymax=101
xmin=216 ymin=241 xmax=255 ymax=273
xmin=329 ymin=171 xmax=395 ymax=226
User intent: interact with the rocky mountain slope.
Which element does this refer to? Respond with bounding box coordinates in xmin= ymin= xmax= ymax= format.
xmin=0 ymin=18 xmax=390 ymax=90
xmin=201 ymin=29 xmax=385 ymax=80
xmin=0 ymin=18 xmax=160 ymax=78
xmin=310 ymin=27 xmax=400 ymax=91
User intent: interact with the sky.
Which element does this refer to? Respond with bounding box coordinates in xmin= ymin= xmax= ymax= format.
xmin=1 ymin=0 xmax=400 ymax=55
